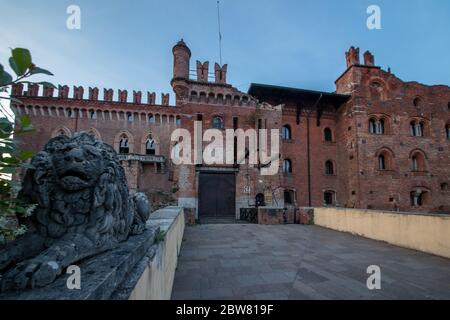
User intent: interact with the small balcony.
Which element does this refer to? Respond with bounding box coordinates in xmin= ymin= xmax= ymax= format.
xmin=117 ymin=153 xmax=165 ymax=163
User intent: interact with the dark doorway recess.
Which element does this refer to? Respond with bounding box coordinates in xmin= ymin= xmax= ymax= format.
xmin=198 ymin=172 xmax=236 ymax=218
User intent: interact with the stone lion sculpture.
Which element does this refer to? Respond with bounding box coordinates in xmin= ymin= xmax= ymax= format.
xmin=0 ymin=133 xmax=151 ymax=291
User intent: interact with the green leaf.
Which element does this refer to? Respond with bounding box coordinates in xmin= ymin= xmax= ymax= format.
xmin=9 ymin=57 xmax=20 ymax=77
xmin=18 ymin=150 xmax=34 ymax=160
xmin=10 ymin=48 xmax=32 ymax=76
xmin=0 ymin=166 xmax=16 ymax=174
xmin=0 ymin=71 xmax=13 ymax=86
xmin=0 ymin=146 xmax=14 ymax=153
xmin=30 ymin=67 xmax=53 ymax=76
xmin=0 ymin=156 xmax=19 ymax=163
xmin=0 ymin=119 xmax=13 ymax=133
xmin=0 ymin=64 xmax=13 ymax=86
xmin=20 ymin=115 xmax=31 ymax=129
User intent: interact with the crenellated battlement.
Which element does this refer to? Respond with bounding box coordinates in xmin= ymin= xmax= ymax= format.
xmin=11 ymin=83 xmax=172 ymax=106
xmin=187 ymin=90 xmax=257 ymax=107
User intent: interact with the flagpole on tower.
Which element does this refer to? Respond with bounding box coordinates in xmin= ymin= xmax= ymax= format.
xmin=217 ymin=0 xmax=223 ymax=65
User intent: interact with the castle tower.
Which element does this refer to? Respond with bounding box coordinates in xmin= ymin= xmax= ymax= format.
xmin=172 ymin=39 xmax=191 ymax=80
xmin=171 ymin=39 xmax=191 ymax=104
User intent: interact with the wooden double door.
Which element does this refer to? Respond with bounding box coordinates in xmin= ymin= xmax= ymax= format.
xmin=198 ymin=172 xmax=236 ymax=218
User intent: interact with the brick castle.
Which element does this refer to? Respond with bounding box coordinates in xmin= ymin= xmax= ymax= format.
xmin=11 ymin=40 xmax=450 ymax=219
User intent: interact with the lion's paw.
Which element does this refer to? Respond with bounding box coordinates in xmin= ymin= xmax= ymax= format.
xmin=0 ymin=257 xmax=61 ymax=291
xmin=0 ymin=250 xmax=13 ymax=271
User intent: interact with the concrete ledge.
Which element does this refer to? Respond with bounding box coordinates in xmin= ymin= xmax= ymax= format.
xmin=313 ymin=207 xmax=450 ymax=259
xmin=0 ymin=227 xmax=158 ymax=300
xmin=0 ymin=206 xmax=185 ymax=300
xmin=126 ymin=206 xmax=185 ymax=300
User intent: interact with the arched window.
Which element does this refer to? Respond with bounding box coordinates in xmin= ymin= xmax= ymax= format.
xmin=412 ymin=155 xmax=418 ymax=171
xmin=176 ymin=116 xmax=181 ymax=126
xmin=410 ymin=191 xmax=423 ymax=207
xmin=212 ymin=116 xmax=224 ymax=129
xmin=325 ymin=160 xmax=334 ymax=175
xmin=369 ymin=118 xmax=385 ymax=134
xmin=324 ymin=128 xmax=333 ymax=141
xmin=376 ymin=149 xmax=394 ymax=171
xmin=417 ymin=122 xmax=424 ymax=136
xmin=446 ymin=124 xmax=450 ymax=140
xmin=283 ymin=159 xmax=292 ymax=174
xmin=378 ymin=155 xmax=386 ymax=170
xmin=89 ymin=110 xmax=97 ymax=119
xmin=413 ymin=97 xmax=423 ymax=107
xmin=119 ymin=135 xmax=130 ymax=154
xmin=66 ymin=108 xmax=73 ymax=118
xmin=145 ymin=137 xmax=156 ymax=155
xmin=410 ymin=120 xmax=425 ymax=137
xmin=255 ymin=193 xmax=265 ymax=207
xmin=51 ymin=126 xmax=71 ymax=138
xmin=87 ymin=128 xmax=101 ymax=140
xmin=282 ymin=125 xmax=291 ymax=140
xmin=378 ymin=119 xmax=385 ymax=134
xmin=411 ymin=151 xmax=426 ymax=172
xmin=148 ymin=114 xmax=155 ymax=124
xmin=410 ymin=188 xmax=429 ymax=207
xmin=369 ymin=118 xmax=377 ymax=134
xmin=324 ymin=191 xmax=335 ymax=206
xmin=127 ymin=112 xmax=133 ymax=122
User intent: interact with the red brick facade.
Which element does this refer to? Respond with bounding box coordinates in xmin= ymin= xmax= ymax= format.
xmin=11 ymin=41 xmax=450 ymax=217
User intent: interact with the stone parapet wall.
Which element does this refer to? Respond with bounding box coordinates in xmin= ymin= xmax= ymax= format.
xmin=313 ymin=207 xmax=450 ymax=259
xmin=0 ymin=207 xmax=184 ymax=300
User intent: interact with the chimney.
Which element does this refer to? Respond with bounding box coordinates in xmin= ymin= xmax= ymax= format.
xmin=364 ymin=51 xmax=375 ymax=66
xmin=345 ymin=46 xmax=360 ymax=68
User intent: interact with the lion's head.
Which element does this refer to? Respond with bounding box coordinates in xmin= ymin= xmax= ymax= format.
xmin=20 ymin=132 xmax=138 ymax=243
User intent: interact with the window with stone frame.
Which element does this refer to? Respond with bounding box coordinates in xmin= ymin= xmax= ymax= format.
xmin=324 ymin=191 xmax=335 ymax=206
xmin=212 ymin=116 xmax=224 ymax=129
xmin=325 ymin=160 xmax=334 ymax=175
xmin=283 ymin=159 xmax=292 ymax=174
xmin=119 ymin=136 xmax=130 ymax=154
xmin=282 ymin=125 xmax=292 ymax=140
xmin=324 ymin=127 xmax=333 ymax=141
xmin=284 ymin=190 xmax=295 ymax=205
xmin=145 ymin=137 xmax=156 ymax=155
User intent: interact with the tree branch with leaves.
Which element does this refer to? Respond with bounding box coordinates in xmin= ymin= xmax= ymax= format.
xmin=0 ymin=48 xmax=54 ymax=245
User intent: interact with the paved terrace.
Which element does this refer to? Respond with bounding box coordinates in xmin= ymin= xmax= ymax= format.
xmin=172 ymin=224 xmax=450 ymax=300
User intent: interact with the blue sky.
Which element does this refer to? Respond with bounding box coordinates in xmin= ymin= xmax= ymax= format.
xmin=1 ymin=0 xmax=449 ymax=105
